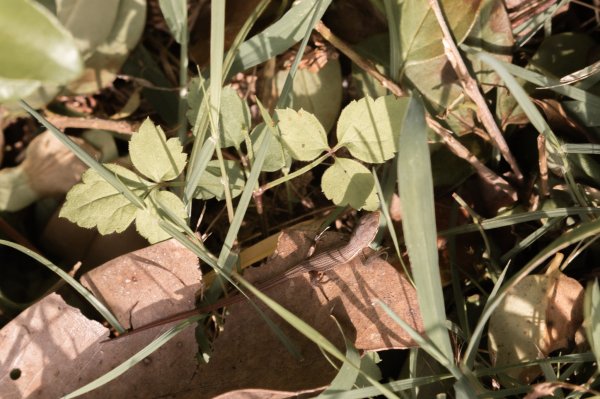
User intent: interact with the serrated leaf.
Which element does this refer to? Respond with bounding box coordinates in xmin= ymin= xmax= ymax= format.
xmin=337 ymin=95 xmax=409 ymax=163
xmin=129 ymin=118 xmax=187 ymax=182
xmin=0 ymin=0 xmax=83 ymax=102
xmin=60 ymin=164 xmax=150 ymax=234
xmin=321 ymin=158 xmax=378 ymax=211
xmin=135 ymin=190 xmax=187 ymax=244
xmin=219 ymin=85 xmax=251 ymax=148
xmin=276 ymin=108 xmax=329 ymax=161
xmin=250 ymin=123 xmax=289 ymax=172
xmin=275 ymin=59 xmax=343 ymax=132
xmin=194 ymin=160 xmax=245 ymax=200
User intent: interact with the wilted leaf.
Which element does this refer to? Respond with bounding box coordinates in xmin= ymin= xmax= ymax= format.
xmin=488 ymin=266 xmax=584 ymax=383
xmin=276 ymin=108 xmax=329 ymax=161
xmin=219 ymin=85 xmax=252 ymax=148
xmin=194 ymin=160 xmax=245 ymax=200
xmin=250 ymin=123 xmax=290 ymax=172
xmin=135 ymin=190 xmax=187 ymax=244
xmin=275 ymin=58 xmax=343 ymax=132
xmin=60 ymin=164 xmax=151 ymax=234
xmin=321 ymin=157 xmax=378 ymax=211
xmin=0 ymin=240 xmax=201 ymax=399
xmin=0 ymin=0 xmax=82 ymax=102
xmin=129 ymin=118 xmax=187 ymax=182
xmin=337 ymin=95 xmax=409 ymax=163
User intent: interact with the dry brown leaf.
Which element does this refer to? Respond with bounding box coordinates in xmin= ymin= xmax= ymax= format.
xmin=0 ymin=239 xmax=201 ymax=399
xmin=170 ymin=228 xmax=421 ymax=398
xmin=488 ymin=262 xmax=584 ymax=384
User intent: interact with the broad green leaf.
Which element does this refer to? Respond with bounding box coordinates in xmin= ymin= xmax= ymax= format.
xmin=219 ymin=85 xmax=251 ymax=148
xmin=129 ymin=118 xmax=187 ymax=182
xmin=321 ymin=157 xmax=378 ymax=211
xmin=135 ymin=190 xmax=187 ymax=243
xmin=399 ymin=0 xmax=482 ymax=68
xmin=158 ymin=0 xmax=186 ymax=43
xmin=531 ymin=33 xmax=597 ymax=79
xmin=276 ymin=108 xmax=329 ymax=161
xmin=250 ymin=123 xmax=289 ymax=172
xmin=275 ymin=58 xmax=343 ymax=132
xmin=337 ymin=95 xmax=409 ymax=163
xmin=194 ymin=160 xmax=245 ymax=200
xmin=60 ymin=164 xmax=151 ymax=234
xmin=58 ymin=0 xmax=146 ymax=94
xmin=0 ymin=0 xmax=82 ymax=101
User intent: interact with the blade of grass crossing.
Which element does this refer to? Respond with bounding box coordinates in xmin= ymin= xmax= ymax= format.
xmin=0 ymin=240 xmax=125 ymax=334
xmin=397 ymin=95 xmax=453 ymax=362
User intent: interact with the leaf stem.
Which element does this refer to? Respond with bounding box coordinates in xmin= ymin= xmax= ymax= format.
xmin=258 ymin=151 xmax=333 ymax=194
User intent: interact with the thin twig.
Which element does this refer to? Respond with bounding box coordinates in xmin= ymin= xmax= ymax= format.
xmin=428 ymin=0 xmax=524 ymax=182
xmin=315 ymin=21 xmax=406 ymax=97
xmin=45 ymin=113 xmax=140 ymax=135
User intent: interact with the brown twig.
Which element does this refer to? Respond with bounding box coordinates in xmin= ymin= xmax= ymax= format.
xmin=314 ymin=21 xmax=406 ymax=97
xmin=428 ymin=0 xmax=524 ymax=183
xmin=45 ymin=113 xmax=140 ymax=135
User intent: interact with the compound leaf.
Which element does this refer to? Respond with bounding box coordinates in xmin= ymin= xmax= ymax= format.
xmin=135 ymin=190 xmax=187 ymax=244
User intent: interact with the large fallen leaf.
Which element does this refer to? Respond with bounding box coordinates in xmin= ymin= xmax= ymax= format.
xmin=0 ymin=239 xmax=201 ymax=399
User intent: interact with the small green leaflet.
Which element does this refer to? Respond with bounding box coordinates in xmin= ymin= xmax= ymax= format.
xmin=337 ymin=95 xmax=409 ymax=163
xmin=129 ymin=118 xmax=187 ymax=182
xmin=136 ymin=190 xmax=187 ymax=243
xmin=219 ymin=85 xmax=251 ymax=148
xmin=321 ymin=157 xmax=378 ymax=211
xmin=194 ymin=160 xmax=245 ymax=200
xmin=60 ymin=164 xmax=150 ymax=234
xmin=276 ymin=108 xmax=329 ymax=161
xmin=250 ymin=123 xmax=290 ymax=172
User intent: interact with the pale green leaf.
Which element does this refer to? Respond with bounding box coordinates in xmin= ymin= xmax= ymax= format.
xmin=321 ymin=157 xmax=378 ymax=211
xmin=399 ymin=0 xmax=482 ymax=67
xmin=220 ymin=85 xmax=251 ymax=148
xmin=158 ymin=0 xmax=186 ymax=43
xmin=276 ymin=108 xmax=329 ymax=161
xmin=275 ymin=59 xmax=342 ymax=132
xmin=60 ymin=164 xmax=150 ymax=234
xmin=129 ymin=118 xmax=187 ymax=182
xmin=0 ymin=0 xmax=82 ymax=102
xmin=584 ymin=280 xmax=600 ymax=371
xmin=337 ymin=95 xmax=409 ymax=163
xmin=250 ymin=123 xmax=289 ymax=172
xmin=135 ymin=190 xmax=187 ymax=244
xmin=194 ymin=160 xmax=245 ymax=200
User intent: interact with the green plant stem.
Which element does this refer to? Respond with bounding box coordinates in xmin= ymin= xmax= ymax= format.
xmin=259 ymin=151 xmax=333 ymax=193
xmin=177 ymin=8 xmax=188 ymax=144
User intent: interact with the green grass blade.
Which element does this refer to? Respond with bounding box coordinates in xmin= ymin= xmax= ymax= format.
xmin=20 ymin=101 xmax=145 ymax=209
xmin=562 ymin=143 xmax=600 ymax=154
xmin=230 ymin=0 xmax=331 ymax=74
xmin=398 ymin=95 xmax=453 ymax=361
xmin=0 ymin=240 xmax=125 ymax=334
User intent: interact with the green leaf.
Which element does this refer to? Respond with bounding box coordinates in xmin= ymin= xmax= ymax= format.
xmin=275 ymin=58 xmax=342 ymax=132
xmin=58 ymin=0 xmax=146 ymax=94
xmin=337 ymin=95 xmax=409 ymax=163
xmin=321 ymin=157 xmax=378 ymax=211
xmin=276 ymin=108 xmax=329 ymax=161
xmin=584 ymin=280 xmax=600 ymax=372
xmin=0 ymin=0 xmax=82 ymax=101
xmin=135 ymin=190 xmax=187 ymax=244
xmin=399 ymin=0 xmax=482 ymax=67
xmin=250 ymin=123 xmax=289 ymax=172
xmin=194 ymin=160 xmax=245 ymax=200
xmin=158 ymin=0 xmax=187 ymax=43
xmin=60 ymin=164 xmax=150 ymax=234
xmin=129 ymin=118 xmax=187 ymax=182
xmin=219 ymin=85 xmax=251 ymax=148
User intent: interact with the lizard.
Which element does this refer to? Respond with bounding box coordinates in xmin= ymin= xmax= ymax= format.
xmin=109 ymin=211 xmax=381 ymax=340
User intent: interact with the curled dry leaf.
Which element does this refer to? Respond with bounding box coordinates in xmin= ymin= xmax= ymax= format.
xmin=488 ymin=265 xmax=584 ymax=383
xmin=0 ymin=130 xmax=100 ymax=212
xmin=0 ymin=239 xmax=201 ymax=399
